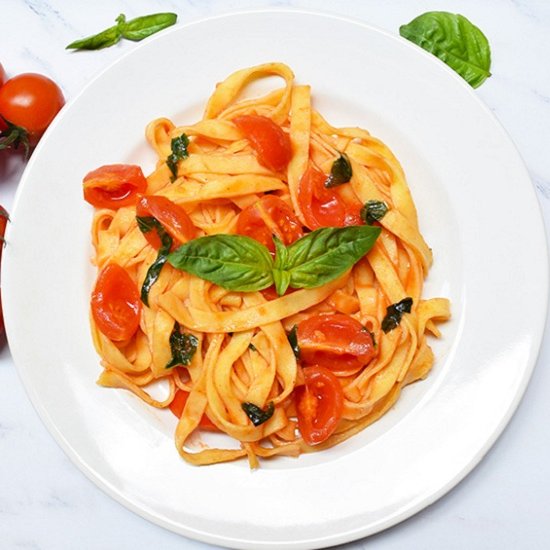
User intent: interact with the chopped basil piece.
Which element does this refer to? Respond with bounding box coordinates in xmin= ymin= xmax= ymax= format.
xmin=360 ymin=200 xmax=388 ymax=225
xmin=248 ymin=343 xmax=258 ymax=352
xmin=166 ymin=134 xmax=189 ymax=179
xmin=165 ymin=322 xmax=198 ymax=369
xmin=287 ymin=325 xmax=300 ymax=358
xmin=381 ymin=297 xmax=413 ymax=333
xmin=137 ymin=215 xmax=172 ymax=306
xmin=241 ymin=401 xmax=275 ymax=427
xmin=325 ymin=154 xmax=352 ymax=188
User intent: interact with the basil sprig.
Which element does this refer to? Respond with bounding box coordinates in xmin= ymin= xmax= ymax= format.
xmin=165 ymin=322 xmax=198 ymax=369
xmin=66 ymin=12 xmax=177 ymax=50
xmin=242 ymin=401 xmax=275 ymax=427
xmin=325 ymin=154 xmax=352 ymax=188
xmin=168 ymin=225 xmax=381 ymax=296
xmin=137 ymin=216 xmax=172 ymax=306
xmin=166 ymin=134 xmax=190 ymax=180
xmin=381 ymin=297 xmax=413 ymax=333
xmin=361 ymin=200 xmax=388 ymax=225
xmin=399 ymin=12 xmax=491 ymax=88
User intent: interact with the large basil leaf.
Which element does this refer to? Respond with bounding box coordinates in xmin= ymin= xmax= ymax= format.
xmin=285 ymin=225 xmax=381 ymax=290
xmin=399 ymin=12 xmax=491 ymax=88
xmin=168 ymin=234 xmax=274 ymax=292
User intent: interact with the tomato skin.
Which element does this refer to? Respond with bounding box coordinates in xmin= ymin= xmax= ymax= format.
xmin=296 ymin=366 xmax=344 ymax=445
xmin=0 ymin=205 xmax=8 ymax=335
xmin=236 ymin=195 xmax=303 ymax=252
xmin=136 ymin=195 xmax=196 ymax=250
xmin=0 ymin=63 xmax=6 ymax=88
xmin=233 ymin=115 xmax=291 ymax=172
xmin=297 ymin=313 xmax=376 ymax=374
xmin=83 ymin=164 xmax=147 ymax=209
xmin=169 ymin=389 xmax=219 ymax=431
xmin=91 ymin=263 xmax=141 ymax=341
xmin=298 ymin=164 xmax=362 ymax=229
xmin=0 ymin=73 xmax=64 ymax=140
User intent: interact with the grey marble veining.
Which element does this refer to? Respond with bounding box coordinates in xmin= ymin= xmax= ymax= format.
xmin=1 ymin=1 xmax=550 ymax=549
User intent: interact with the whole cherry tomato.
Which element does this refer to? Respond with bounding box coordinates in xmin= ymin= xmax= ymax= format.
xmin=0 ymin=73 xmax=64 ymax=149
xmin=297 ymin=313 xmax=376 ymax=375
xmin=169 ymin=389 xmax=219 ymax=431
xmin=91 ymin=263 xmax=141 ymax=341
xmin=233 ymin=114 xmax=292 ymax=173
xmin=298 ymin=164 xmax=362 ymax=229
xmin=136 ymin=195 xmax=196 ymax=250
xmin=83 ymin=164 xmax=147 ymax=209
xmin=295 ymin=365 xmax=344 ymax=446
xmin=0 ymin=63 xmax=6 ymax=88
xmin=237 ymin=195 xmax=303 ymax=252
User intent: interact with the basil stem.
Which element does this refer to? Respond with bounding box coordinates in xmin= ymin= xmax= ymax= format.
xmin=166 ymin=134 xmax=190 ymax=180
xmin=360 ymin=200 xmax=388 ymax=225
xmin=399 ymin=12 xmax=491 ymax=88
xmin=325 ymin=153 xmax=352 ymax=188
xmin=381 ymin=297 xmax=413 ymax=333
xmin=165 ymin=322 xmax=198 ymax=369
xmin=137 ymin=216 xmax=172 ymax=306
xmin=242 ymin=401 xmax=275 ymax=427
xmin=66 ymin=12 xmax=177 ymax=51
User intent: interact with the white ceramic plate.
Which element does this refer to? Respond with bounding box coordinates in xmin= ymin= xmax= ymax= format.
xmin=2 ymin=10 xmax=547 ymax=550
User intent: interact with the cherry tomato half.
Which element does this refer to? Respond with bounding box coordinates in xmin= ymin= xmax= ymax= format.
xmin=233 ymin=114 xmax=291 ymax=173
xmin=91 ymin=263 xmax=141 ymax=341
xmin=237 ymin=195 xmax=303 ymax=252
xmin=297 ymin=313 xmax=376 ymax=375
xmin=136 ymin=195 xmax=196 ymax=250
xmin=83 ymin=164 xmax=147 ymax=209
xmin=169 ymin=389 xmax=219 ymax=431
xmin=298 ymin=164 xmax=362 ymax=229
xmin=296 ymin=365 xmax=344 ymax=446
xmin=0 ymin=73 xmax=64 ymax=142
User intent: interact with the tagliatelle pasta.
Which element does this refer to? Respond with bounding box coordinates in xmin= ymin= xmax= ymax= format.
xmin=86 ymin=62 xmax=450 ymax=467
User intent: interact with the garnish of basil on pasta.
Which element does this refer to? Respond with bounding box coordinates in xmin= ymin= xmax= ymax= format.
xmin=167 ymin=225 xmax=381 ymax=296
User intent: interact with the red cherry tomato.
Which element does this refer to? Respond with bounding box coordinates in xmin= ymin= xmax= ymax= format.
xmin=298 ymin=164 xmax=362 ymax=229
xmin=236 ymin=195 xmax=303 ymax=252
xmin=0 ymin=73 xmax=64 ymax=143
xmin=83 ymin=164 xmax=147 ymax=209
xmin=296 ymin=365 xmax=344 ymax=445
xmin=297 ymin=313 xmax=376 ymax=375
xmin=91 ymin=263 xmax=141 ymax=341
xmin=0 ymin=205 xmax=8 ymax=335
xmin=233 ymin=115 xmax=291 ymax=172
xmin=169 ymin=389 xmax=219 ymax=431
xmin=136 ymin=195 xmax=196 ymax=250
xmin=0 ymin=63 xmax=6 ymax=88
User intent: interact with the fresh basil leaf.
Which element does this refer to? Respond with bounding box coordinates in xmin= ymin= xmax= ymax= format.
xmin=166 ymin=322 xmax=198 ymax=369
xmin=168 ymin=234 xmax=274 ymax=292
xmin=325 ymin=154 xmax=352 ymax=188
xmin=121 ymin=13 xmax=177 ymax=41
xmin=381 ymin=297 xmax=413 ymax=333
xmin=138 ymin=216 xmax=172 ymax=306
xmin=285 ymin=225 xmax=381 ymax=290
xmin=360 ymin=200 xmax=388 ymax=225
xmin=66 ymin=12 xmax=177 ymax=51
xmin=241 ymin=401 xmax=274 ymax=427
xmin=66 ymin=24 xmax=121 ymax=50
xmin=287 ymin=325 xmax=300 ymax=358
xmin=399 ymin=12 xmax=491 ymax=88
xmin=167 ymin=134 xmax=190 ymax=179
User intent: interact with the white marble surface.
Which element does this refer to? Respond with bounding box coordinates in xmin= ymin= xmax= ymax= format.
xmin=1 ymin=0 xmax=550 ymax=548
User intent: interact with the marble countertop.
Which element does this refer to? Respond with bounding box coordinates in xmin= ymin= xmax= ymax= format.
xmin=1 ymin=1 xmax=550 ymax=549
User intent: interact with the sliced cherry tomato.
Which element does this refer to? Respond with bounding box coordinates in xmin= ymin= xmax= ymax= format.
xmin=297 ymin=313 xmax=376 ymax=374
xmin=236 ymin=195 xmax=303 ymax=252
xmin=0 ymin=73 xmax=64 ymax=146
xmin=91 ymin=263 xmax=141 ymax=341
xmin=233 ymin=114 xmax=291 ymax=172
xmin=83 ymin=164 xmax=147 ymax=209
xmin=136 ymin=195 xmax=196 ymax=250
xmin=298 ymin=164 xmax=362 ymax=229
xmin=296 ymin=365 xmax=344 ymax=445
xmin=169 ymin=389 xmax=219 ymax=431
